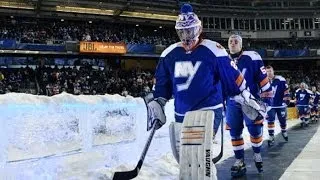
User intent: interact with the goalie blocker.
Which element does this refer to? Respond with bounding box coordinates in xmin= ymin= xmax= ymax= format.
xmin=171 ymin=110 xmax=218 ymax=180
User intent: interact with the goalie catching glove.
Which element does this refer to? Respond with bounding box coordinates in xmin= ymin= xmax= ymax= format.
xmin=234 ymin=89 xmax=268 ymax=123
xmin=143 ymin=93 xmax=167 ymax=131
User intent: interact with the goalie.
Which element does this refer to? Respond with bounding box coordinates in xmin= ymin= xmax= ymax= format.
xmin=143 ymin=3 xmax=267 ymax=180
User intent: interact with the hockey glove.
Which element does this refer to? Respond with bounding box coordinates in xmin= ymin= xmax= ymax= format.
xmin=284 ymin=99 xmax=290 ymax=106
xmin=143 ymin=93 xmax=167 ymax=131
xmin=234 ymin=89 xmax=260 ymax=110
xmin=241 ymin=101 xmax=267 ymax=124
xmin=234 ymin=89 xmax=267 ymax=123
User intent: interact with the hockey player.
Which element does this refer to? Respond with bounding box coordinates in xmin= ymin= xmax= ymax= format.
xmin=143 ymin=4 xmax=266 ymax=180
xmin=265 ymin=65 xmax=290 ymax=147
xmin=226 ymin=34 xmax=273 ymax=177
xmin=310 ymin=86 xmax=320 ymax=123
xmin=295 ymin=82 xmax=313 ymax=127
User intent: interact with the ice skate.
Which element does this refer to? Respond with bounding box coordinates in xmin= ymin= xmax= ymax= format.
xmin=253 ymin=153 xmax=263 ymax=173
xmin=281 ymin=132 xmax=288 ymax=141
xmin=231 ymin=158 xmax=246 ymax=177
xmin=268 ymin=135 xmax=275 ymax=147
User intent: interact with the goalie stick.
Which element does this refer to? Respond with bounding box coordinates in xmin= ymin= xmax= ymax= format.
xmin=212 ymin=117 xmax=223 ymax=164
xmin=112 ymin=120 xmax=159 ymax=180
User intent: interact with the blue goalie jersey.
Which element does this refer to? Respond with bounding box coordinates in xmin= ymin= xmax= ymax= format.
xmin=153 ymin=39 xmax=246 ymax=122
xmin=270 ymin=75 xmax=290 ymax=108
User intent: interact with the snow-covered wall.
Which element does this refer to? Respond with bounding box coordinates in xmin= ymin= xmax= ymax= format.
xmin=0 ymin=92 xmax=175 ymax=166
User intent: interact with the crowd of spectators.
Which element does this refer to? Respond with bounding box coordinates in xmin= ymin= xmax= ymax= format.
xmin=0 ymin=65 xmax=319 ymax=101
xmin=0 ymin=65 xmax=154 ymax=97
xmin=0 ymin=66 xmax=36 ymax=94
xmin=35 ymin=65 xmax=154 ymax=97
xmin=0 ymin=17 xmax=177 ymax=46
xmin=280 ymin=71 xmax=320 ymax=99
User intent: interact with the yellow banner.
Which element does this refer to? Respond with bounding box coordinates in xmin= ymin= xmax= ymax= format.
xmin=287 ymin=107 xmax=298 ymax=120
xmin=80 ymin=42 xmax=127 ymax=54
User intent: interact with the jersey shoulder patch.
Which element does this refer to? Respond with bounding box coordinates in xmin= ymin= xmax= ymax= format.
xmin=201 ymin=39 xmax=228 ymax=57
xmin=242 ymin=51 xmax=262 ymax=61
xmin=274 ymin=75 xmax=286 ymax=82
xmin=160 ymin=42 xmax=181 ymax=57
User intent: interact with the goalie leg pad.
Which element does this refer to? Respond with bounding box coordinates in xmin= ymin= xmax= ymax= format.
xmin=169 ymin=122 xmax=181 ymax=163
xmin=179 ymin=110 xmax=217 ymax=180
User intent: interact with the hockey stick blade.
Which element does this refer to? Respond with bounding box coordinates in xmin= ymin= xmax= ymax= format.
xmin=112 ymin=120 xmax=159 ymax=180
xmin=112 ymin=160 xmax=142 ymax=180
xmin=212 ymin=117 xmax=223 ymax=164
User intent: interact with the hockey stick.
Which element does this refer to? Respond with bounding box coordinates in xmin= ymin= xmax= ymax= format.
xmin=112 ymin=120 xmax=159 ymax=180
xmin=212 ymin=117 xmax=223 ymax=164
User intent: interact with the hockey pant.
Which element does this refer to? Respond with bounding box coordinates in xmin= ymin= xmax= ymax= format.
xmin=311 ymin=106 xmax=319 ymax=119
xmin=266 ymin=108 xmax=287 ymax=136
xmin=297 ymin=106 xmax=310 ymax=123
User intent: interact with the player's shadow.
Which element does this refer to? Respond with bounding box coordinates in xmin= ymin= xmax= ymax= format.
xmin=216 ymin=122 xmax=319 ymax=180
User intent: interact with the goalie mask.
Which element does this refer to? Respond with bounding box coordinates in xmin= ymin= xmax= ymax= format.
xmin=228 ymin=34 xmax=243 ymax=54
xmin=175 ymin=4 xmax=202 ymax=52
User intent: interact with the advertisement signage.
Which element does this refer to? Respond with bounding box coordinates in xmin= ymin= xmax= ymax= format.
xmin=80 ymin=42 xmax=127 ymax=54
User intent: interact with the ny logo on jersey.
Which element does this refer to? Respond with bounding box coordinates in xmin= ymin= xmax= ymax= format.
xmin=299 ymin=94 xmax=306 ymax=101
xmin=174 ymin=61 xmax=201 ymax=91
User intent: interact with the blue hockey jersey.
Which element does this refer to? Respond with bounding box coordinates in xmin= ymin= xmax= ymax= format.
xmin=269 ymin=75 xmax=290 ymax=108
xmin=229 ymin=51 xmax=272 ymax=105
xmin=153 ymin=39 xmax=246 ymax=122
xmin=312 ymin=91 xmax=320 ymax=106
xmin=295 ymin=89 xmax=313 ymax=106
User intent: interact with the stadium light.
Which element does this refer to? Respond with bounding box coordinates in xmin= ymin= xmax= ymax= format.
xmin=55 ymin=6 xmax=176 ymax=21
xmin=120 ymin=11 xmax=176 ymax=21
xmin=0 ymin=1 xmax=34 ymax=10
xmin=55 ymin=6 xmax=114 ymax=16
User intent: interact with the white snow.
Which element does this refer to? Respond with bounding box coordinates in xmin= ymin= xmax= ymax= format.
xmin=0 ymin=93 xmax=299 ymax=180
